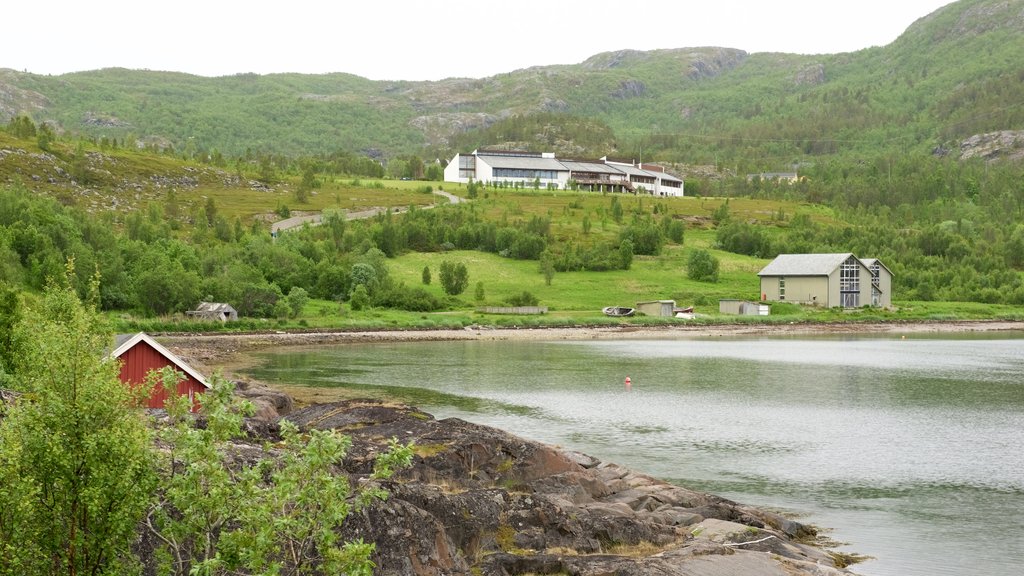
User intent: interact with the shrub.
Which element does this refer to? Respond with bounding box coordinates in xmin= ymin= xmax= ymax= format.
xmin=687 ymin=249 xmax=720 ymax=283
xmin=506 ymin=291 xmax=539 ymax=307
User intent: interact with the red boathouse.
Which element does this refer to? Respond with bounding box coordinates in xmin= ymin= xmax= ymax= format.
xmin=111 ymin=332 xmax=209 ymax=411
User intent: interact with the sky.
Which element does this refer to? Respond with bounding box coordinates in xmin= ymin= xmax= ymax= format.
xmin=4 ymin=0 xmax=955 ymax=81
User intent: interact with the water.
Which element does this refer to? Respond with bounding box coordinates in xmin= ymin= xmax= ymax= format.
xmin=241 ymin=334 xmax=1024 ymax=576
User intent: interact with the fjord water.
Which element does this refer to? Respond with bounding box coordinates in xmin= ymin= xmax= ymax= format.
xmin=244 ymin=334 xmax=1024 ymax=576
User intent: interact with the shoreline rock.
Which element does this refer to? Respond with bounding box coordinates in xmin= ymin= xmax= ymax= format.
xmin=281 ymin=399 xmax=860 ymax=575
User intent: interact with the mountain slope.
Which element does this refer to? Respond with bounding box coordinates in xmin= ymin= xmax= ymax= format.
xmin=1 ymin=0 xmax=1022 ymax=165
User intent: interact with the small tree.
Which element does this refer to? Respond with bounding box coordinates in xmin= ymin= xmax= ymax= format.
xmin=712 ymin=200 xmax=730 ymax=225
xmin=349 ymin=263 xmax=377 ymax=296
xmin=349 ymin=284 xmax=370 ymax=311
xmin=286 ymin=286 xmax=310 ymax=318
xmin=439 ymin=261 xmax=469 ymax=296
xmin=610 ymin=196 xmax=624 ymax=223
xmin=687 ymin=248 xmax=720 ymax=282
xmin=0 ymin=271 xmax=156 ymax=576
xmin=474 ymin=281 xmax=485 ymax=302
xmin=539 ymin=251 xmax=556 ymax=286
xmin=619 ymin=239 xmax=634 ymax=270
xmin=298 ymin=166 xmax=319 ymax=202
xmin=421 ymin=265 xmax=431 ymax=285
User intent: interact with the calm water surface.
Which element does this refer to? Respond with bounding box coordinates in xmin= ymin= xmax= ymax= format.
xmin=242 ymin=334 xmax=1024 ymax=576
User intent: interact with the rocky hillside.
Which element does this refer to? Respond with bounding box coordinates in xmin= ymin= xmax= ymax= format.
xmin=2 ymin=0 xmax=1023 ymax=165
xmin=204 ymin=398 xmax=861 ymax=576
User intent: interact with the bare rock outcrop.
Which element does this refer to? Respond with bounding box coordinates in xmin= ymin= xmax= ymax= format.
xmin=279 ymin=400 xmax=859 ymax=576
xmin=957 ymin=130 xmax=1024 ymax=161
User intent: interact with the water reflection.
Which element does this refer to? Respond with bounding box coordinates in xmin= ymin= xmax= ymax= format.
xmin=243 ymin=334 xmax=1024 ymax=576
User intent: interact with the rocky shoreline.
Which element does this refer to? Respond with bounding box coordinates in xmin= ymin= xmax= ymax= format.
xmin=157 ymin=320 xmax=1022 ymax=575
xmin=273 ymin=400 xmax=859 ymax=575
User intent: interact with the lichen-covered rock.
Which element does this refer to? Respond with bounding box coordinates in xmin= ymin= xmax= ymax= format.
xmin=271 ymin=400 xmax=860 ymax=576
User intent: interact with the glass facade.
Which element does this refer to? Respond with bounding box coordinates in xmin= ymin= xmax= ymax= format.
xmin=493 ymin=168 xmax=558 ymax=180
xmin=840 ymin=257 xmax=860 ymax=307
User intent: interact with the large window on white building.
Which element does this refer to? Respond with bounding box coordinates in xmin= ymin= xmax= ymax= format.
xmin=458 ymin=155 xmax=476 ymax=179
xmin=493 ymin=168 xmax=558 ymax=180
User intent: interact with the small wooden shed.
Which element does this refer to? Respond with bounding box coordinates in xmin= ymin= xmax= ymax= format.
xmin=635 ymin=300 xmax=676 ymax=317
xmin=187 ymin=302 xmax=238 ymax=322
xmin=111 ymin=332 xmax=209 ymax=411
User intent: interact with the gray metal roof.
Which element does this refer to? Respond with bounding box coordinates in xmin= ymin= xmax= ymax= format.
xmin=195 ymin=302 xmax=236 ymax=313
xmin=560 ymin=160 xmax=624 ymax=175
xmin=608 ymin=163 xmax=682 ymax=182
xmin=608 ymin=163 xmax=655 ymax=177
xmin=477 ymin=155 xmax=567 ymax=171
xmin=859 ymin=258 xmax=892 ymax=274
xmin=758 ymin=253 xmax=855 ymax=276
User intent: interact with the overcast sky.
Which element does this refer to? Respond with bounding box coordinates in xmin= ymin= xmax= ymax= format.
xmin=4 ymin=0 xmax=954 ymax=81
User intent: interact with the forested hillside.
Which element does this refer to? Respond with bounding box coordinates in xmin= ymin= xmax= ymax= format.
xmin=1 ymin=0 xmax=1023 ymax=167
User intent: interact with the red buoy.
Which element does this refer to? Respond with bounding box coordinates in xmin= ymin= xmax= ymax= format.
xmin=625 ymin=376 xmax=632 ymax=390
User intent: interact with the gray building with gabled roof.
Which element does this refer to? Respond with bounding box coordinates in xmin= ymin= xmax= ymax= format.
xmin=758 ymin=253 xmax=891 ymax=308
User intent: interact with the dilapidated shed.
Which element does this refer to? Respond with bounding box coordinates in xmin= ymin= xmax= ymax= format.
xmin=187 ymin=302 xmax=238 ymax=322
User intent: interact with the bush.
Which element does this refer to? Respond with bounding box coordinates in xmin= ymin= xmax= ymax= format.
xmin=506 ymin=291 xmax=539 ymax=307
xmin=350 ymin=284 xmax=370 ymax=310
xmin=373 ymin=285 xmax=444 ymax=312
xmin=687 ymin=249 xmax=720 ymax=283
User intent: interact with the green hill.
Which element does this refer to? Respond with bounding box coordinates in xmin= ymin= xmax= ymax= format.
xmin=2 ymin=0 xmax=1023 ymax=166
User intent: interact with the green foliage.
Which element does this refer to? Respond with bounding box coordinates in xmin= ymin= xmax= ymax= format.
xmin=349 ymin=262 xmax=378 ymax=295
xmin=439 ymin=260 xmax=469 ymax=296
xmin=286 ymin=286 xmax=310 ymax=318
xmin=619 ymin=239 xmax=634 ymax=270
xmin=0 ymin=275 xmax=155 ymax=576
xmin=448 ymin=112 xmax=618 ymax=158
xmin=711 ymin=201 xmax=730 ymax=226
xmin=619 ymin=219 xmax=663 ymax=256
xmin=687 ymin=249 xmax=720 ymax=283
xmin=5 ymin=116 xmax=37 ymax=139
xmin=539 ymin=250 xmax=556 ymax=285
xmin=421 ymin=265 xmax=431 ymax=285
xmin=662 ymin=216 xmax=685 ymax=244
xmin=349 ymin=284 xmax=370 ymax=311
xmin=506 ymin=291 xmax=539 ymax=307
xmin=610 ymin=197 xmax=624 ymax=224
xmin=716 ymin=221 xmax=771 ymax=258
xmin=372 ymin=284 xmax=444 ymax=312
xmin=148 ymin=371 xmax=413 ymax=575
xmin=0 ymin=284 xmax=19 ymax=386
